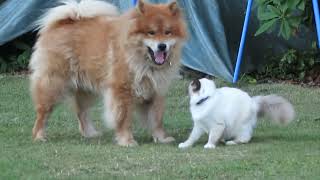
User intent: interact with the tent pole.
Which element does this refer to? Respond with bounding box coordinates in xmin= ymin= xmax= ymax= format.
xmin=132 ymin=0 xmax=138 ymax=6
xmin=232 ymin=0 xmax=253 ymax=83
xmin=313 ymin=0 xmax=320 ymax=48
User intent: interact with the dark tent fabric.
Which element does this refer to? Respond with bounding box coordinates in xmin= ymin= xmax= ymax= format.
xmin=0 ymin=0 xmax=55 ymax=44
xmin=0 ymin=0 xmax=316 ymax=82
xmin=0 ymin=0 xmax=130 ymax=44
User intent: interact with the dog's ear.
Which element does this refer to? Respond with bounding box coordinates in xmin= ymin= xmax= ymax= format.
xmin=191 ymin=79 xmax=201 ymax=92
xmin=137 ymin=0 xmax=146 ymax=14
xmin=168 ymin=1 xmax=180 ymax=16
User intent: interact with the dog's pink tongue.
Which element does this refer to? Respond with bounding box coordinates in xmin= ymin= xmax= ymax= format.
xmin=155 ymin=51 xmax=165 ymax=64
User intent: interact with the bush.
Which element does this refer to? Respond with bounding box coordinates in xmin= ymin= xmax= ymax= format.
xmin=0 ymin=34 xmax=34 ymax=73
xmin=255 ymin=0 xmax=312 ymax=40
xmin=253 ymin=0 xmax=320 ymax=84
xmin=253 ymin=42 xmax=320 ymax=81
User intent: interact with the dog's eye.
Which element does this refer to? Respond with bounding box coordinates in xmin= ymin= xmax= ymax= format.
xmin=165 ymin=30 xmax=172 ymax=36
xmin=148 ymin=31 xmax=156 ymax=36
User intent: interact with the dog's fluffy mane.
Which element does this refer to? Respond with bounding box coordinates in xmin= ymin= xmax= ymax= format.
xmin=128 ymin=51 xmax=181 ymax=97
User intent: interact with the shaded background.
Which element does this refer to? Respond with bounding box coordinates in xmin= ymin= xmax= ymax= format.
xmin=0 ymin=0 xmax=316 ymax=81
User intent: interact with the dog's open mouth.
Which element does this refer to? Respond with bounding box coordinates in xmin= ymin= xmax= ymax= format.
xmin=147 ymin=47 xmax=167 ymax=65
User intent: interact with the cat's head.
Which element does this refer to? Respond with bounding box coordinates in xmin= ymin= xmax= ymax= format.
xmin=188 ymin=78 xmax=216 ymax=105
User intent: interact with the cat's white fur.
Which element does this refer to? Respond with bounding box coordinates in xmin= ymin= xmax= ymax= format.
xmin=179 ymin=78 xmax=295 ymax=149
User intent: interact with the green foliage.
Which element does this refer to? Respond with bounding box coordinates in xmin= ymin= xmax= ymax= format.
xmin=236 ymin=74 xmax=258 ymax=85
xmin=255 ymin=0 xmax=311 ymax=39
xmin=254 ymin=43 xmax=320 ymax=81
xmin=0 ymin=40 xmax=32 ymax=73
xmin=0 ymin=42 xmax=31 ymax=73
xmin=255 ymin=0 xmax=317 ymax=82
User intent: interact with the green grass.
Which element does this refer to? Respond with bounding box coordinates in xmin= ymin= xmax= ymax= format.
xmin=1 ymin=75 xmax=320 ymax=179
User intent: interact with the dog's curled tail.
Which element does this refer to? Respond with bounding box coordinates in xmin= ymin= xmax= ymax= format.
xmin=35 ymin=0 xmax=119 ymax=33
xmin=253 ymin=95 xmax=295 ymax=125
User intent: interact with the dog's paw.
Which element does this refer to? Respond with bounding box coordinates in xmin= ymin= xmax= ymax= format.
xmin=117 ymin=139 xmax=138 ymax=147
xmin=178 ymin=142 xmax=191 ymax=149
xmin=79 ymin=122 xmax=101 ymax=138
xmin=115 ymin=136 xmax=138 ymax=147
xmin=33 ymin=129 xmax=47 ymax=142
xmin=204 ymin=143 xmax=216 ymax=149
xmin=81 ymin=129 xmax=101 ymax=138
xmin=33 ymin=135 xmax=47 ymax=142
xmin=225 ymin=141 xmax=237 ymax=146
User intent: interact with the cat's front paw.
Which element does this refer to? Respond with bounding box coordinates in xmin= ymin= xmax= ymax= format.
xmin=178 ymin=142 xmax=192 ymax=149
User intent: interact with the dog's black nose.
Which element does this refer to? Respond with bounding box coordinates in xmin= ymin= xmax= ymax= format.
xmin=158 ymin=43 xmax=167 ymax=51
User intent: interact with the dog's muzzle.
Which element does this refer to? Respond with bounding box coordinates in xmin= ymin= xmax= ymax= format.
xmin=147 ymin=47 xmax=168 ymax=65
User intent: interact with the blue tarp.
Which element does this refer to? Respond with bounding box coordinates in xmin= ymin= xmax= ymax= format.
xmin=0 ymin=0 xmax=316 ymax=82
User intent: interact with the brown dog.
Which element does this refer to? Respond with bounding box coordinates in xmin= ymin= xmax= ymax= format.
xmin=29 ymin=0 xmax=187 ymax=146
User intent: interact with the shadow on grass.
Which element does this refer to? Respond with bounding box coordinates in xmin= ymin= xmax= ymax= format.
xmin=32 ymin=126 xmax=320 ymax=148
xmin=251 ymin=133 xmax=320 ymax=144
xmin=44 ymin=130 xmax=160 ymax=146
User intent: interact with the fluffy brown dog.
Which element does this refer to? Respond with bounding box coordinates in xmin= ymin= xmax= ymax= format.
xmin=29 ymin=0 xmax=187 ymax=146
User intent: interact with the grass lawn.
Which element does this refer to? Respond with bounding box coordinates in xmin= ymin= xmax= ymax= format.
xmin=1 ymin=75 xmax=320 ymax=179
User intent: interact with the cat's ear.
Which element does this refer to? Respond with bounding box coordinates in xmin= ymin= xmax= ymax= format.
xmin=191 ymin=79 xmax=201 ymax=92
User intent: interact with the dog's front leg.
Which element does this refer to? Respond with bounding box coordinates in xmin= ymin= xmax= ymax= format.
xmin=146 ymin=95 xmax=175 ymax=143
xmin=178 ymin=123 xmax=204 ymax=149
xmin=103 ymin=88 xmax=137 ymax=147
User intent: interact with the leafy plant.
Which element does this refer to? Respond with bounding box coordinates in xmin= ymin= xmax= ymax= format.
xmin=255 ymin=0 xmax=310 ymax=39
xmin=0 ymin=39 xmax=32 ymax=73
xmin=253 ymin=42 xmax=320 ymax=81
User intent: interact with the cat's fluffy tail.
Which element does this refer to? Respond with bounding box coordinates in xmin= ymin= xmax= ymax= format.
xmin=253 ymin=95 xmax=295 ymax=125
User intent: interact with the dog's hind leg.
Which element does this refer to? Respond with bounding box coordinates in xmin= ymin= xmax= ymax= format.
xmin=31 ymin=74 xmax=67 ymax=141
xmin=73 ymin=90 xmax=100 ymax=138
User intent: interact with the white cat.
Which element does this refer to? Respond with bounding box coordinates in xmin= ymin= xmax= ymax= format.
xmin=179 ymin=78 xmax=295 ymax=149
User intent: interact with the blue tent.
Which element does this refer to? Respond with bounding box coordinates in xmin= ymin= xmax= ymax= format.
xmin=0 ymin=0 xmax=316 ymax=82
